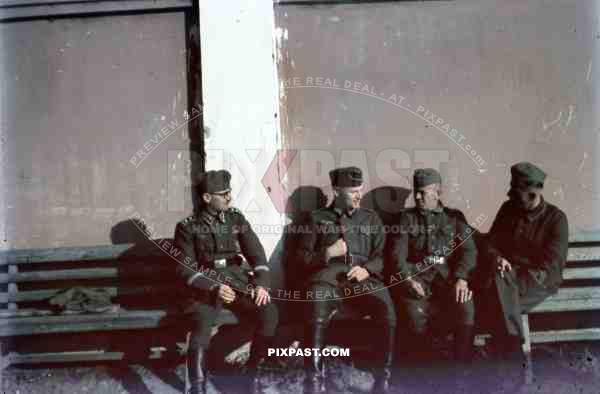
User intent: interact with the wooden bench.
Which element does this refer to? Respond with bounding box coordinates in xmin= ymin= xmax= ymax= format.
xmin=522 ymin=241 xmax=600 ymax=353
xmin=0 ymin=240 xmax=239 ymax=376
xmin=4 ymin=238 xmax=596 ymax=377
xmin=515 ymin=241 xmax=600 ymax=382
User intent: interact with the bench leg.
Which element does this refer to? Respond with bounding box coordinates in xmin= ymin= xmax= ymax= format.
xmin=0 ymin=341 xmax=2 ymax=391
xmin=0 ymin=340 xmax=5 ymax=391
xmin=184 ymin=331 xmax=190 ymax=394
xmin=521 ymin=314 xmax=531 ymax=354
xmin=521 ymin=314 xmax=533 ymax=385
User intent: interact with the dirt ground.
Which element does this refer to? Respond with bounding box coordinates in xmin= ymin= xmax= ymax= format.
xmin=3 ymin=342 xmax=599 ymax=394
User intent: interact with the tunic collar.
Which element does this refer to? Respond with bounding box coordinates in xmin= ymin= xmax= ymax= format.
xmin=524 ymin=196 xmax=546 ymax=222
xmin=417 ymin=201 xmax=445 ymax=215
xmin=331 ymin=204 xmax=357 ymax=218
xmin=198 ymin=208 xmax=226 ymax=224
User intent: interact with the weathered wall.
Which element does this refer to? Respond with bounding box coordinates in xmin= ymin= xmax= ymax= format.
xmin=0 ymin=12 xmax=191 ymax=249
xmin=3 ymin=0 xmax=599 ymax=252
xmin=275 ymin=0 xmax=600 ymax=240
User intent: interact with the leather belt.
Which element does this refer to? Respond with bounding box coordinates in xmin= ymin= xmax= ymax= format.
xmin=213 ymin=254 xmax=243 ymax=269
xmin=424 ymin=255 xmax=446 ymax=265
xmin=345 ymin=254 xmax=355 ymax=266
xmin=329 ymin=254 xmax=368 ymax=266
xmin=214 ymin=258 xmax=227 ymax=269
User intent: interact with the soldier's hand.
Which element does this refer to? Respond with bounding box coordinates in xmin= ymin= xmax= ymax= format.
xmin=217 ymin=284 xmax=236 ymax=304
xmin=252 ymin=286 xmax=271 ymax=306
xmin=496 ymin=257 xmax=512 ymax=278
xmin=455 ymin=279 xmax=472 ymax=304
xmin=347 ymin=266 xmax=370 ymax=282
xmin=407 ymin=278 xmax=426 ymax=298
xmin=325 ymin=238 xmax=348 ymax=261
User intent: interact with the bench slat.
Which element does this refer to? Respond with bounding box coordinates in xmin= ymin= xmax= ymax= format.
xmin=563 ymin=267 xmax=600 ymax=280
xmin=0 ymin=309 xmax=237 ymax=337
xmin=530 ymin=328 xmax=600 ymax=344
xmin=0 ymin=265 xmax=172 ymax=284
xmin=1 ymin=309 xmax=167 ymax=323
xmin=1 ymin=319 xmax=167 ymax=336
xmin=0 ymin=244 xmax=134 ymax=265
xmin=527 ymin=287 xmax=600 ymax=312
xmin=0 ymin=242 xmax=171 ymax=266
xmin=0 ymin=309 xmax=54 ymax=318
xmin=567 ymin=246 xmax=600 ymax=262
xmin=0 ymin=310 xmax=170 ymax=336
xmin=0 ymin=284 xmax=180 ymax=303
xmin=9 ymin=350 xmax=126 ymax=365
xmin=528 ymin=298 xmax=600 ymax=313
xmin=545 ymin=287 xmax=600 ymax=300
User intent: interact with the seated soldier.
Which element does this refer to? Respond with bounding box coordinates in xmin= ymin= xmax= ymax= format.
xmin=173 ymin=170 xmax=278 ymax=394
xmin=481 ymin=162 xmax=568 ymax=360
xmin=297 ymin=166 xmax=397 ymax=394
xmin=390 ymin=168 xmax=477 ymax=363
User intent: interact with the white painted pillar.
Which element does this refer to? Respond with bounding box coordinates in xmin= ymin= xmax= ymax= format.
xmin=198 ymin=1 xmax=285 ymax=270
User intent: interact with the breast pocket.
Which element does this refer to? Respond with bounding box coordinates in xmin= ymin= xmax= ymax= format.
xmin=194 ymin=234 xmax=213 ymax=261
xmin=407 ymin=227 xmax=423 ymax=253
xmin=439 ymin=224 xmax=456 ymax=250
xmin=356 ymin=230 xmax=371 ymax=255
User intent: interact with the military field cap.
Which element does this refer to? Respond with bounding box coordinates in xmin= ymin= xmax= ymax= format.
xmin=413 ymin=168 xmax=442 ymax=188
xmin=198 ymin=170 xmax=232 ymax=194
xmin=329 ymin=166 xmax=363 ymax=187
xmin=510 ymin=162 xmax=546 ymax=189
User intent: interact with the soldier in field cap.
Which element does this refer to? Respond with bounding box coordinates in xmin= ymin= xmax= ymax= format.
xmin=173 ymin=169 xmax=279 ymax=394
xmin=390 ymin=168 xmax=478 ymax=363
xmin=482 ymin=162 xmax=568 ymax=362
xmin=297 ymin=166 xmax=397 ymax=394
xmin=414 ymin=168 xmax=442 ymax=188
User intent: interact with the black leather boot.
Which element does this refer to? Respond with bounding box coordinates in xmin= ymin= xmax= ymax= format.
xmin=372 ymin=368 xmax=392 ymax=394
xmin=372 ymin=325 xmax=395 ymax=394
xmin=187 ymin=347 xmax=207 ymax=394
xmin=247 ymin=335 xmax=274 ymax=394
xmin=401 ymin=331 xmax=431 ymax=362
xmin=490 ymin=334 xmax=527 ymax=384
xmin=454 ymin=324 xmax=475 ymax=363
xmin=304 ymin=323 xmax=327 ymax=394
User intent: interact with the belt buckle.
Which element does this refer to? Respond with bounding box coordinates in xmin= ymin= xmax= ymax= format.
xmin=214 ymin=258 xmax=227 ymax=269
xmin=345 ymin=254 xmax=354 ymax=266
xmin=432 ymin=256 xmax=445 ymax=265
xmin=426 ymin=256 xmax=444 ymax=265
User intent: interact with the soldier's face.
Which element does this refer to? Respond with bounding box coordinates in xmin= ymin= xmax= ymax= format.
xmin=510 ymin=186 xmax=542 ymax=211
xmin=335 ymin=185 xmax=363 ymax=210
xmin=203 ymin=190 xmax=232 ymax=212
xmin=414 ymin=183 xmax=440 ymax=210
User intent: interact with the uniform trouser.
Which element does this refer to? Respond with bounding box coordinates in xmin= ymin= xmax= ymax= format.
xmin=187 ymin=293 xmax=279 ymax=351
xmin=490 ymin=268 xmax=556 ymax=338
xmin=393 ymin=277 xmax=475 ymax=352
xmin=305 ymin=280 xmax=397 ymax=368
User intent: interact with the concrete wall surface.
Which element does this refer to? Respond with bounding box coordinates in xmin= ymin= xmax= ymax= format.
xmin=275 ymin=0 xmax=600 ymax=240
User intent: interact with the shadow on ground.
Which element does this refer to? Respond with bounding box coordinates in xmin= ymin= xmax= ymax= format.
xmin=3 ymin=341 xmax=600 ymax=394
